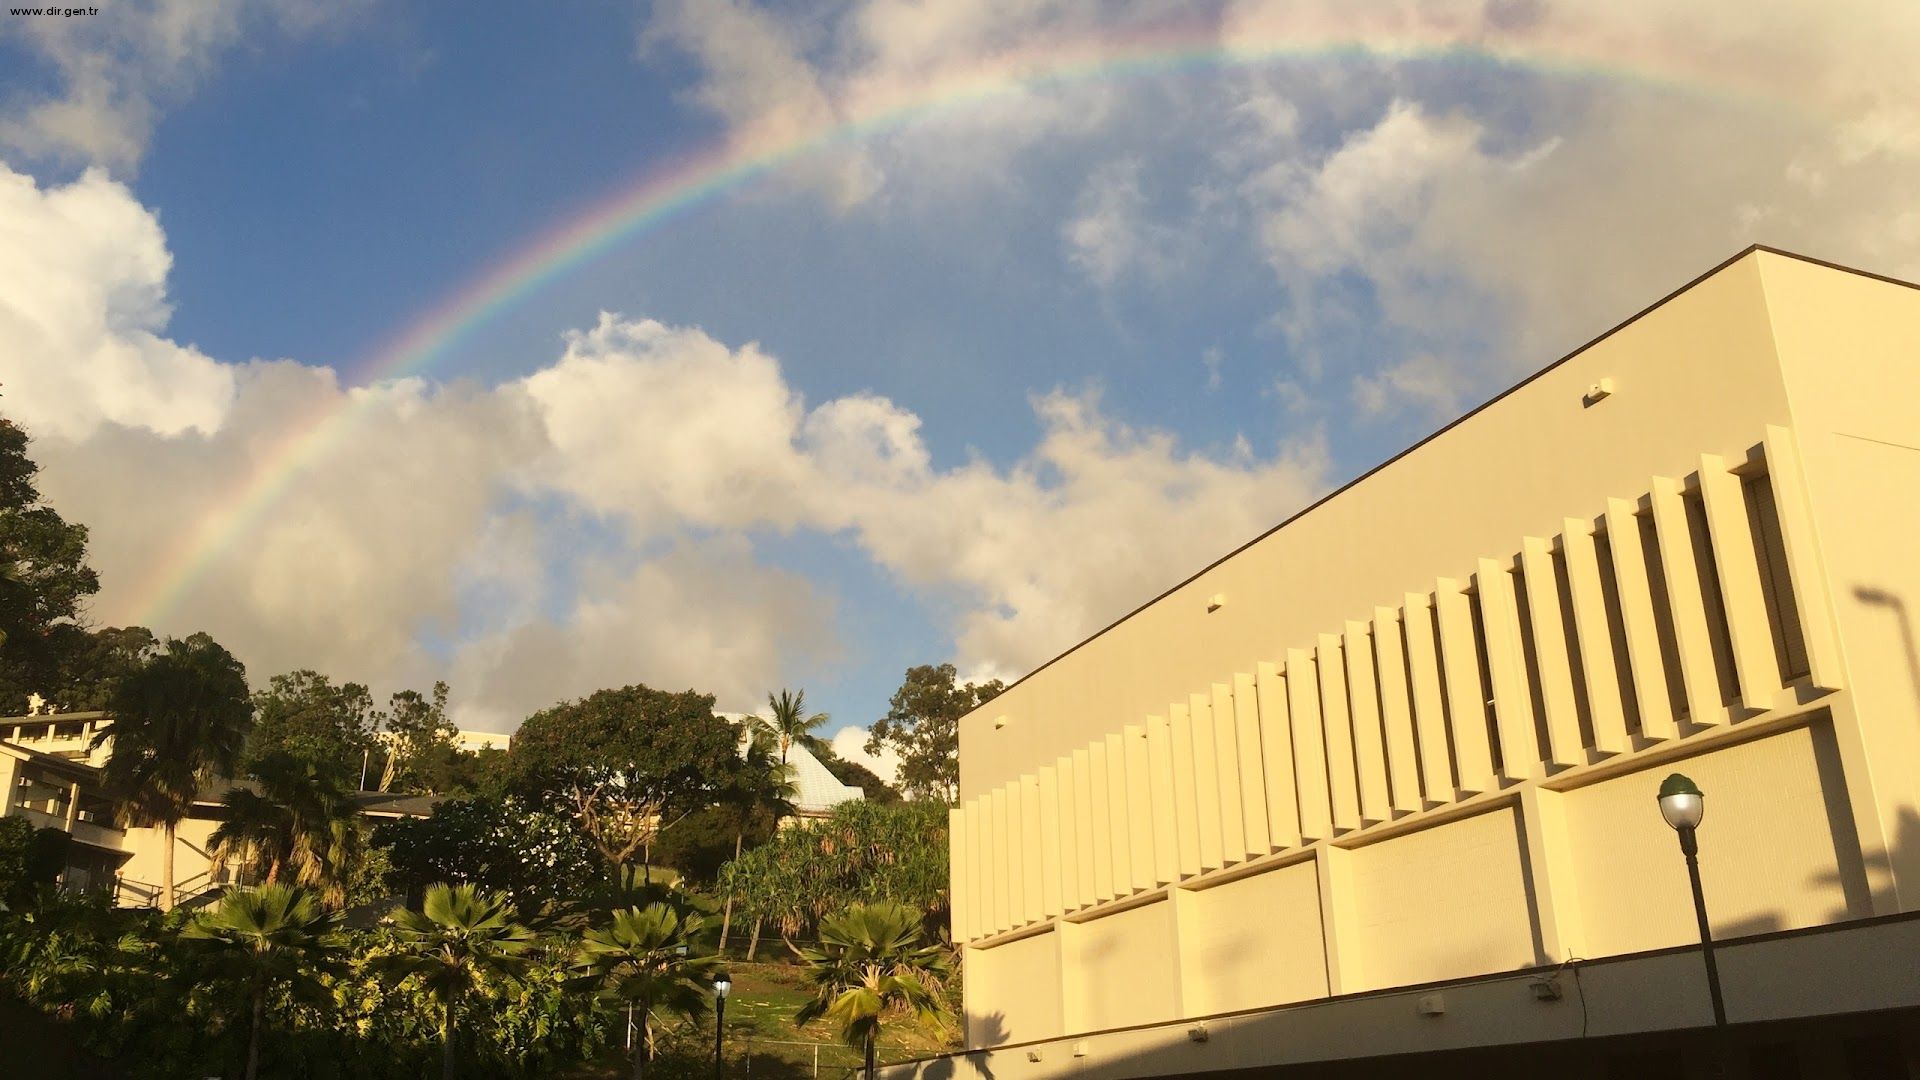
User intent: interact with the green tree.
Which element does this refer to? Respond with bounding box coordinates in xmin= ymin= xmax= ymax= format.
xmin=378 ymin=883 xmax=536 ymax=1080
xmin=708 ymin=725 xmax=793 ymax=949
xmin=796 ymin=900 xmax=950 ymax=1080
xmin=511 ymin=685 xmax=743 ymax=869
xmin=181 ymin=884 xmax=346 ymax=1080
xmin=763 ymin=688 xmax=829 ymax=768
xmin=720 ymin=801 xmax=951 ymax=950
xmin=246 ymin=669 xmax=379 ymax=782
xmin=45 ymin=624 xmax=158 ymax=712
xmin=0 ymin=414 xmax=101 ymax=714
xmin=0 ymin=815 xmax=67 ymax=909
xmin=97 ymin=635 xmax=253 ymax=910
xmin=209 ymin=753 xmax=365 ymax=908
xmin=375 ymin=795 xmax=602 ymax=912
xmin=573 ymin=903 xmax=720 ymax=1080
xmin=866 ymin=664 xmax=1004 ymax=803
xmin=380 ymin=681 xmax=461 ymax=793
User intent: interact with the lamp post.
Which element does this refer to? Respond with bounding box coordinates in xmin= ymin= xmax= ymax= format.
xmin=713 ymin=974 xmax=732 ymax=1080
xmin=1658 ymin=773 xmax=1726 ymax=1031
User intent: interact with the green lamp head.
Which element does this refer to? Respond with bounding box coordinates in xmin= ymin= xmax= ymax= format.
xmin=1657 ymin=773 xmax=1705 ymax=831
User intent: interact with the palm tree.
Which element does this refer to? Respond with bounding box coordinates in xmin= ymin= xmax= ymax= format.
xmin=718 ymin=725 xmax=795 ymax=950
xmin=97 ymin=636 xmax=253 ymax=910
xmin=376 ymin=883 xmax=535 ymax=1080
xmin=763 ymin=688 xmax=829 ymax=769
xmin=796 ymin=901 xmax=950 ymax=1080
xmin=182 ymin=884 xmax=344 ymax=1080
xmin=574 ymin=903 xmax=720 ymax=1080
xmin=208 ymin=753 xmax=364 ymax=908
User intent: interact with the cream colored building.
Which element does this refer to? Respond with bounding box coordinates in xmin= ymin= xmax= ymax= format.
xmin=910 ymin=248 xmax=1920 ymax=1078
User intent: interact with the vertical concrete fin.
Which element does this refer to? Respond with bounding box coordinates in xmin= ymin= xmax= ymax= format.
xmin=1037 ymin=766 xmax=1062 ymax=918
xmin=1211 ymin=682 xmax=1249 ymax=862
xmin=951 ymin=804 xmax=972 ymax=942
xmin=1605 ymin=496 xmax=1680 ymax=740
xmin=1186 ymin=693 xmax=1225 ymax=870
xmin=1402 ymin=592 xmax=1456 ymax=801
xmin=1020 ymin=775 xmax=1043 ymax=924
xmin=1231 ymin=673 xmax=1272 ymax=852
xmin=1255 ymin=661 xmax=1302 ymax=849
xmin=1103 ymin=732 xmax=1134 ymax=894
xmin=1698 ymin=453 xmax=1782 ymax=711
xmin=1372 ymin=607 xmax=1424 ymax=813
xmin=1762 ymin=425 xmax=1845 ymax=690
xmin=1477 ymin=556 xmax=1541 ymax=781
xmin=1055 ymin=757 xmax=1081 ymax=913
xmin=1124 ymin=725 xmax=1157 ymax=891
xmin=1071 ymin=748 xmax=1097 ymax=908
xmin=1343 ymin=621 xmax=1391 ymax=823
xmin=989 ymin=785 xmax=1011 ymax=933
xmin=1561 ymin=516 xmax=1631 ymax=754
xmin=1520 ymin=536 xmax=1586 ymax=768
xmin=1650 ymin=475 xmax=1727 ymax=727
xmin=1145 ymin=716 xmax=1180 ymax=883
xmin=1086 ymin=742 xmax=1117 ymax=899
xmin=1316 ymin=634 xmax=1362 ymax=832
xmin=1435 ymin=578 xmax=1496 ymax=793
xmin=1285 ymin=648 xmax=1334 ymax=839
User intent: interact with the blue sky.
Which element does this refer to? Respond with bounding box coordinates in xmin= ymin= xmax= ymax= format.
xmin=2 ymin=0 xmax=1915 ymax=769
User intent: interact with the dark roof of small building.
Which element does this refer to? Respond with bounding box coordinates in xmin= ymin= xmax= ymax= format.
xmin=351 ymin=791 xmax=440 ymax=818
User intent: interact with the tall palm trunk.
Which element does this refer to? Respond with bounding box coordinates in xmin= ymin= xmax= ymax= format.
xmin=443 ymin=997 xmax=457 ymax=1080
xmin=631 ymin=1002 xmax=650 ymax=1080
xmin=161 ymin=819 xmax=177 ymax=911
xmin=746 ymin=917 xmax=762 ymax=960
xmin=718 ymin=831 xmax=743 ymax=950
xmin=863 ymin=1031 xmax=876 ymax=1080
xmin=245 ymin=981 xmax=265 ymax=1080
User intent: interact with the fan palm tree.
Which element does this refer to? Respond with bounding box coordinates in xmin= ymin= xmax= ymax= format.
xmin=763 ymin=689 xmax=829 ymax=768
xmin=796 ymin=901 xmax=950 ymax=1080
xmin=208 ymin=753 xmax=364 ymax=908
xmin=573 ymin=903 xmax=720 ymax=1080
xmin=182 ymin=884 xmax=345 ymax=1080
xmin=97 ymin=636 xmax=253 ymax=910
xmin=376 ymin=883 xmax=535 ymax=1080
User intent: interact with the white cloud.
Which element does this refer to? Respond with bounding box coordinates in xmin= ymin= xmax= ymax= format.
xmin=1062 ymin=158 xmax=1186 ymax=287
xmin=0 ymin=163 xmax=233 ymax=439
xmin=830 ymin=725 xmax=901 ymax=787
xmin=0 ymin=0 xmax=360 ymax=172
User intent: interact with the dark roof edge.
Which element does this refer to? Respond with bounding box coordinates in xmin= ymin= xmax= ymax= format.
xmin=972 ymin=245 xmax=1920 ymax=709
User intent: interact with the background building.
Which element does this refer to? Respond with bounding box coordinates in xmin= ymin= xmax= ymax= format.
xmin=910 ymin=248 xmax=1920 ymax=1077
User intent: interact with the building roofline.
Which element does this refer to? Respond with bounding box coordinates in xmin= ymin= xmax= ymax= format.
xmin=972 ymin=245 xmax=1920 ymax=706
xmin=0 ymin=740 xmax=102 ymax=780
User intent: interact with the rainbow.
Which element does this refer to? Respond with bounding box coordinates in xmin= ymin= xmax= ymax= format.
xmin=118 ymin=13 xmax=1803 ymax=627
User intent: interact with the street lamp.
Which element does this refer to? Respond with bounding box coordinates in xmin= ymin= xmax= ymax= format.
xmin=1658 ymin=773 xmax=1726 ymax=1030
xmin=713 ymin=974 xmax=732 ymax=1080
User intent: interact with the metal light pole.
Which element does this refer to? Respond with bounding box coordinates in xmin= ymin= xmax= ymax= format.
xmin=713 ymin=974 xmax=732 ymax=1080
xmin=1658 ymin=773 xmax=1727 ymax=1030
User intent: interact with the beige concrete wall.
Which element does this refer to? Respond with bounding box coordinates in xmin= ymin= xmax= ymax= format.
xmin=1064 ymin=899 xmax=1180 ymax=1032
xmin=1559 ymin=719 xmax=1870 ymax=958
xmin=117 ymin=816 xmax=220 ymax=900
xmin=1344 ymin=806 xmax=1540 ymax=989
xmin=965 ymin=929 xmax=1063 ymax=1047
xmin=1176 ymin=859 xmax=1327 ymax=1014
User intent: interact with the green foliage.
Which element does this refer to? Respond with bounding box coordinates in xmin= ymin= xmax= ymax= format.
xmin=377 ymin=883 xmax=536 ymax=1078
xmin=375 ymin=795 xmax=604 ymax=912
xmin=100 ymin=634 xmax=254 ymax=825
xmin=211 ymin=753 xmax=366 ymax=908
xmin=246 ymin=670 xmax=381 ymax=782
xmin=573 ymin=902 xmax=721 ymax=1080
xmin=0 ymin=414 xmax=102 ymax=713
xmin=379 ymin=681 xmax=462 ymax=793
xmin=654 ymin=803 xmax=778 ymax=885
xmin=0 ymin=815 xmax=67 ymax=908
xmin=764 ymin=688 xmax=830 ymax=765
xmin=719 ymin=801 xmax=950 ymax=943
xmin=511 ymin=684 xmax=745 ymax=866
xmin=796 ymin=900 xmax=950 ymax=1079
xmin=182 ymin=885 xmax=349 ymax=1080
xmin=866 ymin=664 xmax=1004 ymax=803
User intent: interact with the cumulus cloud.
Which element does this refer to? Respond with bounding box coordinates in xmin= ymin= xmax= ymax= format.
xmin=1062 ymin=158 xmax=1187 ymax=287
xmin=0 ymin=164 xmax=234 ymax=438
xmin=0 ymin=0 xmax=358 ymax=172
xmin=4 ymin=162 xmax=1332 ymax=727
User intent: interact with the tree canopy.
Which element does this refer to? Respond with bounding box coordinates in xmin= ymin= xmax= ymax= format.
xmin=0 ymin=415 xmax=103 ymax=713
xmin=510 ymin=685 xmax=743 ymax=867
xmin=866 ymin=664 xmax=1003 ymax=803
xmin=720 ymin=800 xmax=950 ymax=946
xmin=246 ymin=670 xmax=380 ymax=783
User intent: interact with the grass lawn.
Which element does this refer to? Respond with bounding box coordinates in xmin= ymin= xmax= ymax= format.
xmin=568 ymin=963 xmax=960 ymax=1080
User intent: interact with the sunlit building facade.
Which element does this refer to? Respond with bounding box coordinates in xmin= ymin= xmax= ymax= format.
xmin=908 ymin=249 xmax=1920 ymax=1077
